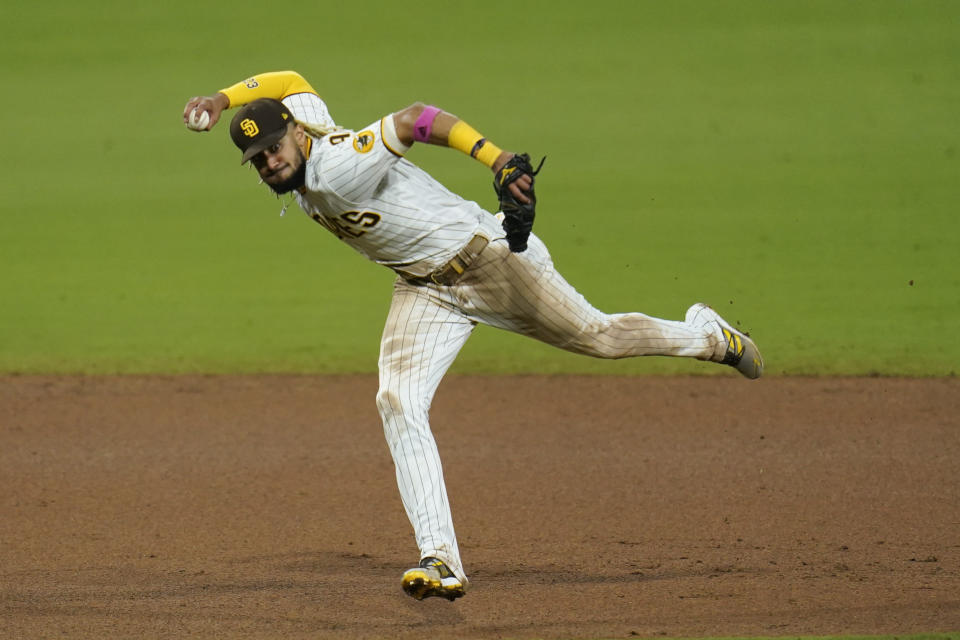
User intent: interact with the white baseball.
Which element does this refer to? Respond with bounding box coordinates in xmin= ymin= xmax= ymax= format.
xmin=187 ymin=108 xmax=211 ymax=131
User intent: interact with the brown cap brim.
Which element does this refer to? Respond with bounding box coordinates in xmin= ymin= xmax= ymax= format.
xmin=240 ymin=128 xmax=287 ymax=164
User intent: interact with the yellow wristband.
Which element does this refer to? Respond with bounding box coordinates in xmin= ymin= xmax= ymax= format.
xmin=474 ymin=140 xmax=503 ymax=167
xmin=448 ymin=121 xmax=503 ymax=168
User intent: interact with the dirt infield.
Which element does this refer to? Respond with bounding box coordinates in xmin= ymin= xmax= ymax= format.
xmin=1 ymin=375 xmax=958 ymax=639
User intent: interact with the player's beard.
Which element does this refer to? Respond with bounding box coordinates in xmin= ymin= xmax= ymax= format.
xmin=266 ymin=149 xmax=307 ymax=195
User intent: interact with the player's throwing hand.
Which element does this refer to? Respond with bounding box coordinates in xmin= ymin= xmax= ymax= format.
xmin=182 ymin=93 xmax=230 ymax=131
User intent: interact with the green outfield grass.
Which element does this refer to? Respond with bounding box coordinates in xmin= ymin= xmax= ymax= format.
xmin=2 ymin=0 xmax=958 ymax=375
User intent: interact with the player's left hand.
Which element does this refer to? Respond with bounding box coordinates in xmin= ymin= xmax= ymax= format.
xmin=492 ymin=153 xmax=545 ymax=253
xmin=492 ymin=154 xmax=534 ymax=204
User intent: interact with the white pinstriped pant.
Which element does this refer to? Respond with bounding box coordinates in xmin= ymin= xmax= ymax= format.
xmin=376 ymin=233 xmax=723 ymax=583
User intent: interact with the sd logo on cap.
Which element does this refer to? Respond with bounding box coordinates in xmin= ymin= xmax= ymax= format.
xmin=229 ymin=98 xmax=294 ymax=164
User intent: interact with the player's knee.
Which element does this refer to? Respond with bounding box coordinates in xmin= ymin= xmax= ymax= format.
xmin=376 ymin=386 xmax=431 ymax=450
xmin=375 ymin=387 xmax=400 ymax=419
xmin=376 ymin=386 xmax=427 ymax=419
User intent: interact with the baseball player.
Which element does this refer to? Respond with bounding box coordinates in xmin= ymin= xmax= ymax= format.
xmin=182 ymin=70 xmax=763 ymax=602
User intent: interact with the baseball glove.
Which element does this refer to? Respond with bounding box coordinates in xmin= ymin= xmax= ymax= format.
xmin=493 ymin=153 xmax=545 ymax=253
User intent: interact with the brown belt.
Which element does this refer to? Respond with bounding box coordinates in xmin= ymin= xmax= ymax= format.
xmin=396 ymin=235 xmax=489 ymax=286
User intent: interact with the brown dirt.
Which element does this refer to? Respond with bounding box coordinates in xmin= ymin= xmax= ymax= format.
xmin=1 ymin=375 xmax=958 ymax=639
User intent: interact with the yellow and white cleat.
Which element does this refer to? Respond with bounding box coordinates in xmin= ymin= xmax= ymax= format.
xmin=687 ymin=303 xmax=764 ymax=379
xmin=401 ymin=557 xmax=466 ymax=601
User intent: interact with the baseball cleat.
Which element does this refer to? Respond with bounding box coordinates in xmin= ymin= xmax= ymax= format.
xmin=686 ymin=303 xmax=764 ymax=379
xmin=401 ymin=557 xmax=466 ymax=601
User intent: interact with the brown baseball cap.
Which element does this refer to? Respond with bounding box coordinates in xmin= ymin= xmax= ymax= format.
xmin=229 ymin=98 xmax=296 ymax=163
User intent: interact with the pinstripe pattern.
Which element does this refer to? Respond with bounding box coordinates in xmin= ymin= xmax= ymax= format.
xmin=374 ymin=232 xmax=721 ymax=583
xmin=282 ymin=92 xmax=335 ymax=129
xmin=277 ymin=98 xmax=727 ymax=586
xmin=376 ymin=282 xmax=476 ymax=578
xmin=293 ymin=115 xmax=486 ymax=275
xmin=455 ymin=236 xmax=720 ymax=360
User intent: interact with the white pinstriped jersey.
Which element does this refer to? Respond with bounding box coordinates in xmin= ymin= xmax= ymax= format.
xmin=242 ymin=84 xmax=748 ymax=591
xmin=283 ymin=94 xmax=493 ymax=277
xmin=281 ymin=91 xmax=336 ymax=131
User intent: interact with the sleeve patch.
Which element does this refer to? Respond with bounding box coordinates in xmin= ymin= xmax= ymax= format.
xmin=352 ymin=130 xmax=375 ymax=154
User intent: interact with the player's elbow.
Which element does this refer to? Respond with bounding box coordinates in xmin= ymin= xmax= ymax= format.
xmin=401 ymin=101 xmax=429 ymax=117
xmin=392 ymin=102 xmax=431 ymax=145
